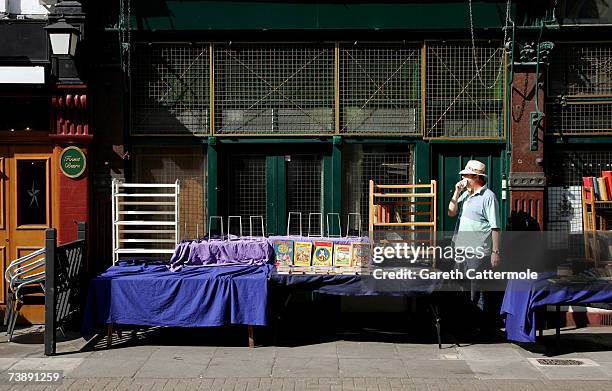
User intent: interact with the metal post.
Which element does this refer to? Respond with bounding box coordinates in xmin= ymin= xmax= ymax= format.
xmin=555 ymin=304 xmax=561 ymax=353
xmin=77 ymin=221 xmax=87 ymax=285
xmin=77 ymin=221 xmax=86 ymax=241
xmin=44 ymin=228 xmax=57 ymax=356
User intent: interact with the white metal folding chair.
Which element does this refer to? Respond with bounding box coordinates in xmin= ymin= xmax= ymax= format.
xmin=4 ymin=248 xmax=45 ymax=341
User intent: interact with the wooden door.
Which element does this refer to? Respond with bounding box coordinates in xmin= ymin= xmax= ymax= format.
xmin=433 ymin=145 xmax=505 ymax=234
xmin=2 ymin=146 xmax=54 ymax=324
xmin=0 ymin=146 xmax=8 ymax=312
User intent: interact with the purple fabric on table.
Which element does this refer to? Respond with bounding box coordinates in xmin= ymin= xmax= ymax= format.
xmin=82 ymin=263 xmax=273 ymax=337
xmin=169 ymin=238 xmax=273 ymax=271
xmin=267 ymin=236 xmax=370 ymax=245
xmin=501 ymin=274 xmax=612 ymax=342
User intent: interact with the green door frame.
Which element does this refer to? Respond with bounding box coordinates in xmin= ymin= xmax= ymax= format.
xmin=433 ymin=144 xmax=508 ymax=233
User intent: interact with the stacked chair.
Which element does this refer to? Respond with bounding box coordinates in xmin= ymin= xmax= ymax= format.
xmin=3 ymin=248 xmax=46 ymax=341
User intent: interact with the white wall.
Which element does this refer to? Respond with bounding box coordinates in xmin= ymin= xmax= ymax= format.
xmin=7 ymin=0 xmax=56 ymax=16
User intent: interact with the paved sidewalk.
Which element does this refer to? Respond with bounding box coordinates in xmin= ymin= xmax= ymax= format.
xmin=1 ymin=325 xmax=612 ymax=390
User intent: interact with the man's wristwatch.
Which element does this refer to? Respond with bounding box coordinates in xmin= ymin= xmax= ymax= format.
xmin=491 ymin=250 xmax=501 ymax=255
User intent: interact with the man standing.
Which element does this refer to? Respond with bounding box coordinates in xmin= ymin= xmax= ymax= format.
xmin=447 ymin=160 xmax=501 ymax=332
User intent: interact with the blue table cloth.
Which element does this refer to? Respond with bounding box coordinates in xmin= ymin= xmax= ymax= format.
xmin=501 ymin=274 xmax=612 ymax=343
xmin=82 ymin=263 xmax=273 ymax=337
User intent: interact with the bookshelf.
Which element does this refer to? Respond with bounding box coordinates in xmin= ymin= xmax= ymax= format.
xmin=581 ymin=186 xmax=612 ymax=265
xmin=368 ymin=180 xmax=437 ymax=264
xmin=582 ymin=187 xmax=611 ymax=231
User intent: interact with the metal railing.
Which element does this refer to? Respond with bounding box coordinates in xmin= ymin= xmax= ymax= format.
xmin=45 ymin=222 xmax=87 ymax=356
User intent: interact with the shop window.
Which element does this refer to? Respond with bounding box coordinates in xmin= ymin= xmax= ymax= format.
xmin=227 ymin=156 xmax=267 ymax=233
xmin=131 ymin=43 xmax=210 ymax=136
xmin=286 ymin=155 xmax=323 ymax=233
xmin=17 ymin=160 xmax=48 ymax=226
xmin=547 ymin=43 xmax=612 ymax=135
xmin=546 ymin=148 xmax=612 ymax=234
xmin=0 ymin=98 xmax=49 ymax=132
xmin=343 ymin=145 xmax=414 ymax=234
xmin=214 ymin=43 xmax=335 ymax=135
xmin=340 ymin=42 xmax=421 ymax=135
xmin=425 ymin=42 xmax=504 ymax=139
xmin=133 ymin=146 xmax=207 ymax=240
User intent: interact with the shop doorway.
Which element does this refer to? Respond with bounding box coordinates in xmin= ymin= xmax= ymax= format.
xmin=0 ymin=145 xmax=55 ymax=324
xmin=433 ymin=145 xmax=505 ymax=234
xmin=221 ymin=146 xmax=327 ymax=236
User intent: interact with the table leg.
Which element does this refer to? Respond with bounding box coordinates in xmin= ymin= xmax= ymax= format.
xmin=429 ymin=302 xmax=442 ymax=349
xmin=555 ymin=305 xmax=561 ymax=352
xmin=106 ymin=324 xmax=113 ymax=348
xmin=248 ymin=325 xmax=255 ymax=348
xmin=538 ymin=306 xmax=544 ymax=339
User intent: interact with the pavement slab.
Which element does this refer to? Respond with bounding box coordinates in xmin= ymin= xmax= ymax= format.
xmin=273 ymin=357 xmax=339 ymax=378
xmin=204 ymin=357 xmax=274 ymax=378
xmin=337 ymin=342 xmax=398 ymax=359
xmin=466 ymin=359 xmax=544 ymax=380
xmin=276 ymin=343 xmax=337 ymax=358
xmin=134 ymin=347 xmax=211 ymax=378
xmin=1 ymin=327 xmax=612 ymax=390
xmin=457 ymin=345 xmax=524 ymax=361
xmin=402 ymin=359 xmax=475 ymax=379
xmin=339 ymin=358 xmax=407 ymax=378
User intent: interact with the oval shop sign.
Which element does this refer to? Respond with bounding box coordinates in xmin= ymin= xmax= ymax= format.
xmin=60 ymin=146 xmax=86 ymax=178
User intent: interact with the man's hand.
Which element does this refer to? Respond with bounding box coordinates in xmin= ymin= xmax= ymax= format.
xmin=491 ymin=253 xmax=501 ymax=268
xmin=455 ymin=179 xmax=467 ymax=193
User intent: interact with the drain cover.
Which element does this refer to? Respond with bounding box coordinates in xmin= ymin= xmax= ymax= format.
xmin=536 ymin=358 xmax=584 ymax=366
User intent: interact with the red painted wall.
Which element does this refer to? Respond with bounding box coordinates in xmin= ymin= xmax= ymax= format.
xmin=56 ymin=147 xmax=89 ymax=244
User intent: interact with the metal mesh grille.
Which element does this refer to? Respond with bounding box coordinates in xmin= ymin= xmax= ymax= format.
xmin=343 ymin=145 xmax=414 ymax=233
xmin=132 ymin=43 xmax=210 ymax=136
xmin=546 ymin=186 xmax=583 ymax=233
xmin=546 ymin=103 xmax=612 ymax=135
xmin=286 ymin=155 xmax=323 ymax=231
xmin=340 ymin=43 xmax=421 ymax=134
xmin=547 ymin=149 xmax=612 ymax=186
xmin=548 ymin=43 xmax=612 ymax=96
xmin=425 ymin=43 xmax=504 ymax=138
xmin=133 ymin=146 xmax=207 ymax=240
xmin=228 ymin=156 xmax=267 ymax=230
xmin=214 ymin=43 xmax=335 ymax=135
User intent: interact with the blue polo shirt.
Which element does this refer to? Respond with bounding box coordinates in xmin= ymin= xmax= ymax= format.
xmin=453 ymin=185 xmax=500 ymax=255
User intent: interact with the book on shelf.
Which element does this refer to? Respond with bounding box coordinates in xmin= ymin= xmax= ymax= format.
xmin=312 ymin=241 xmax=333 ymax=266
xmin=294 ymin=241 xmax=313 ymax=266
xmin=603 ymin=171 xmax=612 ymax=199
xmin=333 ymin=244 xmax=352 ymax=267
xmin=597 ymin=177 xmax=609 ymax=201
xmin=273 ymin=240 xmax=294 ymax=266
xmin=394 ymin=207 xmax=402 ymax=223
xmin=593 ymin=176 xmax=601 ymax=200
xmin=583 ymin=177 xmax=594 ymax=200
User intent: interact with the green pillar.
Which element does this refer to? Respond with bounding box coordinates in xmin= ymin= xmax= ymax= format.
xmin=323 ymin=137 xmax=342 ymax=236
xmin=414 ymin=140 xmax=431 ymax=226
xmin=266 ymin=156 xmax=286 ymax=236
xmin=207 ymin=137 xmax=218 ymax=222
xmin=414 ymin=140 xmax=431 ymax=184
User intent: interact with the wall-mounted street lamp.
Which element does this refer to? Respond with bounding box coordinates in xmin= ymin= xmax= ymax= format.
xmin=44 ymin=18 xmax=80 ymax=57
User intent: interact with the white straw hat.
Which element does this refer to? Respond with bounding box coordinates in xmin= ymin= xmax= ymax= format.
xmin=459 ymin=160 xmax=487 ymax=177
